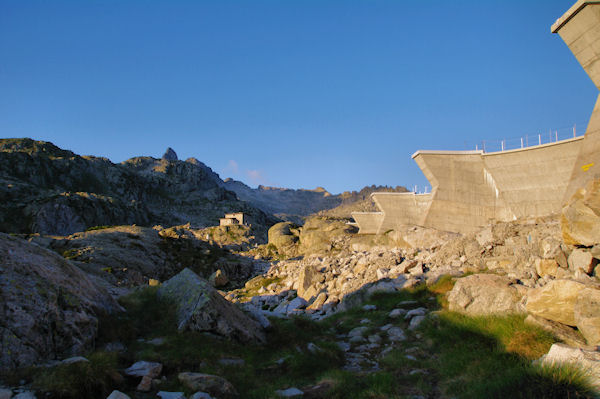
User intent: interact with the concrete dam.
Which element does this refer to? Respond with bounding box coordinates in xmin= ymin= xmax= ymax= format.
xmin=353 ymin=0 xmax=600 ymax=235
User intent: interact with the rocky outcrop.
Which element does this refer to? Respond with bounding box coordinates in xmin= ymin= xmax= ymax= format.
xmin=157 ymin=268 xmax=265 ymax=343
xmin=0 ymin=139 xmax=275 ymax=238
xmin=562 ymin=178 xmax=600 ymax=246
xmin=447 ymin=274 xmax=527 ymax=315
xmin=0 ymin=233 xmax=120 ymax=370
xmin=43 ymin=224 xmax=267 ymax=289
xmin=162 ymin=147 xmax=178 ymax=162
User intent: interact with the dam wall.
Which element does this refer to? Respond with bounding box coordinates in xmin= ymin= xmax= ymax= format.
xmin=371 ymin=192 xmax=431 ymax=234
xmin=351 ymin=212 xmax=384 ymax=234
xmin=553 ymin=1 xmax=600 ymax=199
xmin=352 ymin=0 xmax=600 ymax=235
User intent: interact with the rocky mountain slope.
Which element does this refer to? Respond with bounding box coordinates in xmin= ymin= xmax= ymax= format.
xmin=0 ymin=139 xmax=276 ymax=238
xmin=223 ymin=179 xmax=408 ymax=222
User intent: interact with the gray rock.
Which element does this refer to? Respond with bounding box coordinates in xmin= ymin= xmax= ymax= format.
xmin=0 ymin=233 xmax=121 ymax=371
xmin=60 ymin=356 xmax=89 ymax=364
xmin=209 ymin=269 xmax=228 ymax=288
xmin=574 ymin=287 xmax=600 ymax=345
xmin=12 ymin=394 xmax=36 ymax=399
xmin=106 ymin=391 xmax=130 ymax=399
xmin=404 ymin=308 xmax=427 ymax=320
xmin=275 ymin=387 xmax=304 ymax=398
xmin=178 ymin=372 xmax=238 ymax=398
xmin=337 ymin=342 xmax=351 ymax=352
xmin=408 ymin=315 xmax=426 ymax=330
xmin=362 ymin=304 xmax=377 ymax=311
xmin=448 ymin=274 xmax=526 ymax=315
xmin=389 ymin=308 xmax=407 ymax=318
xmin=162 ymin=147 xmax=178 ymax=161
xmin=387 ymin=327 xmax=407 ymax=342
xmin=287 ymin=297 xmax=308 ymax=311
xmin=348 ymin=327 xmax=369 ymax=337
xmin=124 ymin=361 xmax=163 ymax=378
xmin=218 ymin=358 xmax=245 ymax=367
xmin=157 ymin=392 xmax=186 ymax=399
xmin=0 ymin=389 xmax=12 ymax=399
xmin=158 ymin=268 xmax=265 ymax=343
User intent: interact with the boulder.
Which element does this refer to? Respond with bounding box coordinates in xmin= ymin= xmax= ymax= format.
xmin=268 ymin=222 xmax=299 ymax=251
xmin=124 ymin=361 xmax=162 ymax=378
xmin=0 ymin=233 xmax=120 ymax=370
xmin=525 ymin=279 xmax=587 ymax=326
xmin=524 ymin=314 xmax=587 ymax=347
xmin=447 ymin=274 xmax=526 ymax=315
xmin=157 ymin=268 xmax=265 ymax=343
xmin=178 ymin=372 xmax=238 ymax=398
xmin=209 ymin=269 xmax=228 ymax=287
xmin=568 ymin=249 xmax=598 ymax=275
xmin=538 ymin=343 xmax=600 ymax=388
xmin=561 ymin=179 xmax=600 ymax=246
xmin=574 ymin=287 xmax=600 ymax=345
xmin=535 ymin=258 xmax=558 ymax=278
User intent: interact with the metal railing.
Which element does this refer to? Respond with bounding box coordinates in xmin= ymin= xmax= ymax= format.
xmin=475 ymin=123 xmax=586 ymax=153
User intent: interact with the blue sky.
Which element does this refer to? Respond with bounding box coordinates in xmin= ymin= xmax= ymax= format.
xmin=0 ymin=0 xmax=597 ymax=194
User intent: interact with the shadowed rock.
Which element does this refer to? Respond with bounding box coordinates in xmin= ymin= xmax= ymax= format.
xmin=157 ymin=268 xmax=265 ymax=343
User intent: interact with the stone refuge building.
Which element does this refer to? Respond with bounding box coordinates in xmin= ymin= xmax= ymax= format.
xmin=220 ymin=212 xmax=246 ymax=226
xmin=354 ymin=0 xmax=600 ymax=235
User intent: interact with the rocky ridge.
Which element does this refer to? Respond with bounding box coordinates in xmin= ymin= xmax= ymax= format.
xmin=0 ymin=138 xmax=275 ymax=238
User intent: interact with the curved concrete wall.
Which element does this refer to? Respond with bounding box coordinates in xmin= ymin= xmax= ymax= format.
xmin=482 ymin=137 xmax=583 ymax=219
xmin=372 ymin=192 xmax=431 ymax=234
xmin=553 ymin=1 xmax=600 ymax=199
xmin=354 ymin=1 xmax=600 ymax=236
xmin=351 ymin=212 xmax=384 ymax=234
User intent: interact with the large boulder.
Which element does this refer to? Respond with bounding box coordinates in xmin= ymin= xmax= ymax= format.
xmin=562 ymin=178 xmax=600 ymax=246
xmin=178 ymin=372 xmax=238 ymax=398
xmin=525 ymin=279 xmax=587 ymax=326
xmin=538 ymin=343 xmax=600 ymax=389
xmin=447 ymin=274 xmax=526 ymax=315
xmin=267 ymin=222 xmax=299 ymax=252
xmin=0 ymin=233 xmax=120 ymax=370
xmin=157 ymin=268 xmax=265 ymax=343
xmin=574 ymin=287 xmax=600 ymax=346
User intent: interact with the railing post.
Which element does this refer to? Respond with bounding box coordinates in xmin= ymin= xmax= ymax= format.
xmin=538 ymin=134 xmax=541 ymax=145
xmin=521 ymin=137 xmax=524 ymax=148
xmin=501 ymin=140 xmax=505 ymax=151
xmin=573 ymin=124 xmax=576 ymax=137
xmin=555 ymin=130 xmax=558 ymax=141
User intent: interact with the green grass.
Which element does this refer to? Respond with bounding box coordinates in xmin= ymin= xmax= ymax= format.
xmin=19 ymin=276 xmax=599 ymax=399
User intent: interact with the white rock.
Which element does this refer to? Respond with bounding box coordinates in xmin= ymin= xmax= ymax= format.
xmin=408 ymin=315 xmax=426 ymax=330
xmin=362 ymin=304 xmax=377 ymax=311
xmin=348 ymin=326 xmax=369 ymax=337
xmin=387 ymin=327 xmax=407 ymax=342
xmin=538 ymin=343 xmax=600 ymax=388
xmin=388 ymin=309 xmax=407 ymax=318
xmin=124 ymin=361 xmax=163 ymax=378
xmin=404 ymin=308 xmax=427 ymax=320
xmin=60 ymin=356 xmax=89 ymax=364
xmin=275 ymin=387 xmax=304 ymax=397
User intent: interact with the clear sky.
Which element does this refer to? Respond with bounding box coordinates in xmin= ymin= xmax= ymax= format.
xmin=0 ymin=0 xmax=597 ymax=194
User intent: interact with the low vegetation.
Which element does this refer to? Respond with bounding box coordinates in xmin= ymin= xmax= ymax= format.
xmin=17 ymin=278 xmax=597 ymax=399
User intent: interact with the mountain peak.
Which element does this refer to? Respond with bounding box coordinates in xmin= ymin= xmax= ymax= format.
xmin=162 ymin=147 xmax=178 ymax=161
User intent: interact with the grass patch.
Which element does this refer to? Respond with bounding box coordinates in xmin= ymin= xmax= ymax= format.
xmin=32 ymin=352 xmax=120 ymax=399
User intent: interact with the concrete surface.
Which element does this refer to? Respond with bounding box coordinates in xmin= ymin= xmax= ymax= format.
xmin=352 ymin=1 xmax=600 ymax=235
